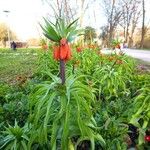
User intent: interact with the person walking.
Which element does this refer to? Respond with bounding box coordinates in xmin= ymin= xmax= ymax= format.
xmin=11 ymin=41 xmax=17 ymax=50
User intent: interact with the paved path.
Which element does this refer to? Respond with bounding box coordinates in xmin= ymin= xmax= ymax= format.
xmin=102 ymin=48 xmax=150 ymax=62
xmin=122 ymin=49 xmax=150 ymax=62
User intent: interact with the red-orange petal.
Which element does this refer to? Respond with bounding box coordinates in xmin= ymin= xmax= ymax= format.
xmin=65 ymin=47 xmax=71 ymax=61
xmin=60 ymin=43 xmax=70 ymax=60
xmin=53 ymin=46 xmax=60 ymax=60
xmin=76 ymin=47 xmax=82 ymax=52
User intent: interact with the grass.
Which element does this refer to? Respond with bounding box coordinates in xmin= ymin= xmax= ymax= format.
xmin=0 ymin=48 xmax=41 ymax=83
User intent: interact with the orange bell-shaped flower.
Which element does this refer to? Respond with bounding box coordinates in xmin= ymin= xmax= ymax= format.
xmin=76 ymin=47 xmax=82 ymax=52
xmin=53 ymin=46 xmax=60 ymax=60
xmin=53 ymin=38 xmax=72 ymax=61
xmin=59 ymin=38 xmax=71 ymax=60
xmin=65 ymin=47 xmax=72 ymax=61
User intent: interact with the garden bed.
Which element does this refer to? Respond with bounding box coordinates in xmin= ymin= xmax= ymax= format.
xmin=0 ymin=48 xmax=150 ymax=150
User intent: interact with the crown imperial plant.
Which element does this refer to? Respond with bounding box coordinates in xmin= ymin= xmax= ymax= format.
xmin=40 ymin=18 xmax=81 ymax=84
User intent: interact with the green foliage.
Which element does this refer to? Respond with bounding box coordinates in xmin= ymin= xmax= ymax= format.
xmin=84 ymin=26 xmax=97 ymax=43
xmin=39 ymin=38 xmax=47 ymax=46
xmin=37 ymin=50 xmax=59 ymax=77
xmin=40 ymin=18 xmax=82 ymax=42
xmin=129 ymin=84 xmax=150 ymax=146
xmin=2 ymin=91 xmax=29 ymax=126
xmin=0 ymin=121 xmax=30 ymax=150
xmin=0 ymin=82 xmax=34 ymax=130
xmin=111 ymin=38 xmax=122 ymax=48
xmin=0 ymin=83 xmax=10 ymax=105
xmin=24 ymin=48 xmax=137 ymax=149
xmin=0 ymin=45 xmax=150 ymax=149
xmin=28 ymin=73 xmax=105 ymax=149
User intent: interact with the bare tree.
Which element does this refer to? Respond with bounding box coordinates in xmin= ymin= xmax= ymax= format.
xmin=76 ymin=0 xmax=94 ymax=27
xmin=119 ymin=0 xmax=141 ymax=43
xmin=99 ymin=25 xmax=109 ymax=47
xmin=101 ymin=0 xmax=123 ymax=44
xmin=43 ymin=0 xmax=76 ymax=22
xmin=140 ymin=0 xmax=145 ymax=48
xmin=42 ymin=0 xmax=96 ymax=26
xmin=130 ymin=10 xmax=141 ymax=47
xmin=124 ymin=0 xmax=132 ymax=42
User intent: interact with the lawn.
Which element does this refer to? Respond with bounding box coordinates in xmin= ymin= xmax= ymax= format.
xmin=0 ymin=48 xmax=39 ymax=83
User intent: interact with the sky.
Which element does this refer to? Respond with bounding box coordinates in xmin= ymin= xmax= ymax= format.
xmin=0 ymin=0 xmax=150 ymax=41
xmin=0 ymin=0 xmax=47 ymax=41
xmin=0 ymin=0 xmax=106 ymax=41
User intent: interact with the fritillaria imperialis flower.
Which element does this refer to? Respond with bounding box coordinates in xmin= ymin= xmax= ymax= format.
xmin=116 ymin=44 xmax=121 ymax=49
xmin=116 ymin=59 xmax=123 ymax=64
xmin=53 ymin=46 xmax=60 ymax=60
xmin=76 ymin=47 xmax=82 ymax=52
xmin=53 ymin=38 xmax=71 ymax=61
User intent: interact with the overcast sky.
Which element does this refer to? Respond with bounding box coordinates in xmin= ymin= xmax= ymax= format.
xmin=0 ymin=0 xmax=105 ymax=41
xmin=0 ymin=0 xmax=149 ymax=41
xmin=0 ymin=0 xmax=46 ymax=41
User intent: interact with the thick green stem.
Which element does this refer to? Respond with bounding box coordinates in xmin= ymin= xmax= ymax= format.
xmin=60 ymin=59 xmax=65 ymax=84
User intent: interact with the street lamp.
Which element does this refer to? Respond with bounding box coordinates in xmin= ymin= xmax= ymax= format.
xmin=3 ymin=10 xmax=10 ymax=47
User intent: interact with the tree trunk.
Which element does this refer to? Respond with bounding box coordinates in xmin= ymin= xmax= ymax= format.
xmin=140 ymin=0 xmax=145 ymax=48
xmin=130 ymin=20 xmax=136 ymax=47
xmin=64 ymin=0 xmax=70 ymax=23
xmin=79 ymin=0 xmax=85 ymax=27
xmin=109 ymin=0 xmax=115 ymax=43
xmin=125 ymin=25 xmax=129 ymax=43
xmin=123 ymin=26 xmax=126 ymax=39
xmin=109 ymin=26 xmax=113 ymax=43
xmin=125 ymin=5 xmax=129 ymax=43
xmin=56 ymin=0 xmax=61 ymax=17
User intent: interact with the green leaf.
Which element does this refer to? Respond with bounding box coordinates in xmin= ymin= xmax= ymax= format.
xmin=21 ymin=141 xmax=28 ymax=150
xmin=40 ymin=19 xmax=61 ymax=42
xmin=61 ymin=105 xmax=70 ymax=150
xmin=94 ymin=134 xmax=106 ymax=148
xmin=43 ymin=92 xmax=57 ymax=141
xmin=67 ymin=18 xmax=78 ymax=29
